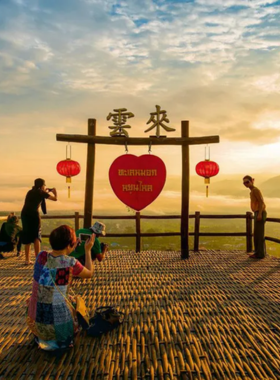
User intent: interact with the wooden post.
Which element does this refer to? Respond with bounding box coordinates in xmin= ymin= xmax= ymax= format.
xmin=181 ymin=120 xmax=189 ymax=259
xmin=84 ymin=119 xmax=96 ymax=228
xmin=246 ymin=211 xmax=253 ymax=253
xmin=194 ymin=211 xmax=200 ymax=251
xmin=136 ymin=212 xmax=141 ymax=252
xmin=74 ymin=212 xmax=80 ymax=231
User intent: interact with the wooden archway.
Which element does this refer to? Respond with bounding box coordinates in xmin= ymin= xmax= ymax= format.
xmin=57 ymin=119 xmax=219 ymax=258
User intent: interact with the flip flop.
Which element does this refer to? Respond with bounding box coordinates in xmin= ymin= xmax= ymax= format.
xmin=24 ymin=261 xmax=34 ymax=266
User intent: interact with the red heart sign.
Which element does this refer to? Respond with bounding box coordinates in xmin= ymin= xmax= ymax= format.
xmin=109 ymin=154 xmax=166 ymax=211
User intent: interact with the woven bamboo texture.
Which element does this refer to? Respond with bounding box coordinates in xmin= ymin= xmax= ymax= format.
xmin=0 ymin=250 xmax=279 ymax=379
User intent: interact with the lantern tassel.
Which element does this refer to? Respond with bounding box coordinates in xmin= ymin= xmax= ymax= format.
xmin=68 ymin=186 xmax=70 ymax=198
xmin=206 ymin=185 xmax=208 ymax=197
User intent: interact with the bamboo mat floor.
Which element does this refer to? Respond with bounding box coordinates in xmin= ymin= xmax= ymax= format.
xmin=0 ymin=250 xmax=279 ymax=379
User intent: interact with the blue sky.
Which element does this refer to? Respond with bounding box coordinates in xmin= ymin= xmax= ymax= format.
xmin=0 ymin=0 xmax=280 ymax=212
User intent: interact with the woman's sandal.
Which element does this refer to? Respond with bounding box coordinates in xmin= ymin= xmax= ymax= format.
xmin=24 ymin=261 xmax=34 ymax=266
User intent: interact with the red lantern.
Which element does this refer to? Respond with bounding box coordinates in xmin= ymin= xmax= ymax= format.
xmin=57 ymin=146 xmax=81 ymax=198
xmin=196 ymin=160 xmax=219 ymax=197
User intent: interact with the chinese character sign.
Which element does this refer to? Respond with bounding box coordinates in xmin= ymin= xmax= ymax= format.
xmin=107 ymin=108 xmax=134 ymax=137
xmin=109 ymin=154 xmax=167 ymax=211
xmin=145 ymin=105 xmax=175 ymax=137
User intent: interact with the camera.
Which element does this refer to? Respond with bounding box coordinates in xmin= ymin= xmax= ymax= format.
xmin=46 ymin=188 xmax=54 ymax=192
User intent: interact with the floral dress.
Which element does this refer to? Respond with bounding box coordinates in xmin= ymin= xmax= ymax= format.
xmin=26 ymin=251 xmax=84 ymax=351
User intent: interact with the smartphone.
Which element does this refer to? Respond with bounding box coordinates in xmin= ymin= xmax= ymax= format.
xmin=79 ymin=233 xmax=92 ymax=242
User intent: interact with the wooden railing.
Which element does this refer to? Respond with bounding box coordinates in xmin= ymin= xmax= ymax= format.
xmin=37 ymin=211 xmax=280 ymax=252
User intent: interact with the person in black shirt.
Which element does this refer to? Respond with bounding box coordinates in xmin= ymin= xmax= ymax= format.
xmin=21 ymin=178 xmax=57 ymax=265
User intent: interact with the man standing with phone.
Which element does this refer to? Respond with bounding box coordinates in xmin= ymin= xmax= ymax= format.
xmin=70 ymin=221 xmax=108 ymax=265
xmin=243 ymin=175 xmax=267 ymax=259
xmin=21 ymin=178 xmax=57 ymax=265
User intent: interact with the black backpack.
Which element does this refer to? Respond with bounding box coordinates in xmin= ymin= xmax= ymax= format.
xmin=85 ymin=306 xmax=124 ymax=337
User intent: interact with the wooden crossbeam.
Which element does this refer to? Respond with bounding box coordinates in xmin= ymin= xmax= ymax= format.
xmin=56 ymin=134 xmax=219 ymax=145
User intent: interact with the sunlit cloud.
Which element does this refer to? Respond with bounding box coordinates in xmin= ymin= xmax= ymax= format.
xmin=252 ymin=74 xmax=280 ymax=93
xmin=0 ymin=0 xmax=280 ymax=213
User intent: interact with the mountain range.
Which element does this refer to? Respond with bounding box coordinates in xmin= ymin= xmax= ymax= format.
xmin=206 ymin=175 xmax=280 ymax=199
xmin=162 ymin=174 xmax=280 ymax=199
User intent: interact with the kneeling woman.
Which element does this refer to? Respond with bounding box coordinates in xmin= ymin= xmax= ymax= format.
xmin=26 ymin=225 xmax=95 ymax=352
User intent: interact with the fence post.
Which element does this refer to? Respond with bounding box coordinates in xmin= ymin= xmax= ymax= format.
xmin=75 ymin=212 xmax=80 ymax=231
xmin=246 ymin=211 xmax=253 ymax=253
xmin=194 ymin=211 xmax=200 ymax=251
xmin=136 ymin=212 xmax=141 ymax=253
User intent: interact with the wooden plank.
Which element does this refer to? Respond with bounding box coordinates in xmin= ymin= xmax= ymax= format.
xmin=56 ymin=134 xmax=220 ymax=146
xmin=181 ymin=120 xmax=189 ymax=259
xmin=194 ymin=211 xmax=200 ymax=251
xmin=246 ymin=211 xmax=253 ymax=253
xmin=199 ymin=214 xmax=248 ymax=219
xmin=84 ymin=119 xmax=96 ymax=228
xmin=136 ymin=212 xmax=141 ymax=252
xmin=266 ymin=218 xmax=280 ymax=223
xmin=42 ymin=214 xmax=136 ymax=220
xmin=265 ymin=236 xmax=280 ymax=244
xmin=139 ymin=215 xmax=181 ymax=219
xmin=106 ymin=233 xmax=137 ymax=238
xmin=199 ymin=232 xmax=247 ymax=236
xmin=39 ymin=213 xmax=247 ymax=220
xmin=41 ymin=215 xmax=77 ymax=219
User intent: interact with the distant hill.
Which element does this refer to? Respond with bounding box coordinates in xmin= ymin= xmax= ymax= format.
xmin=260 ymin=175 xmax=280 ymax=198
xmin=191 ymin=176 xmax=280 ymax=199
xmin=198 ymin=179 xmax=246 ymax=198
